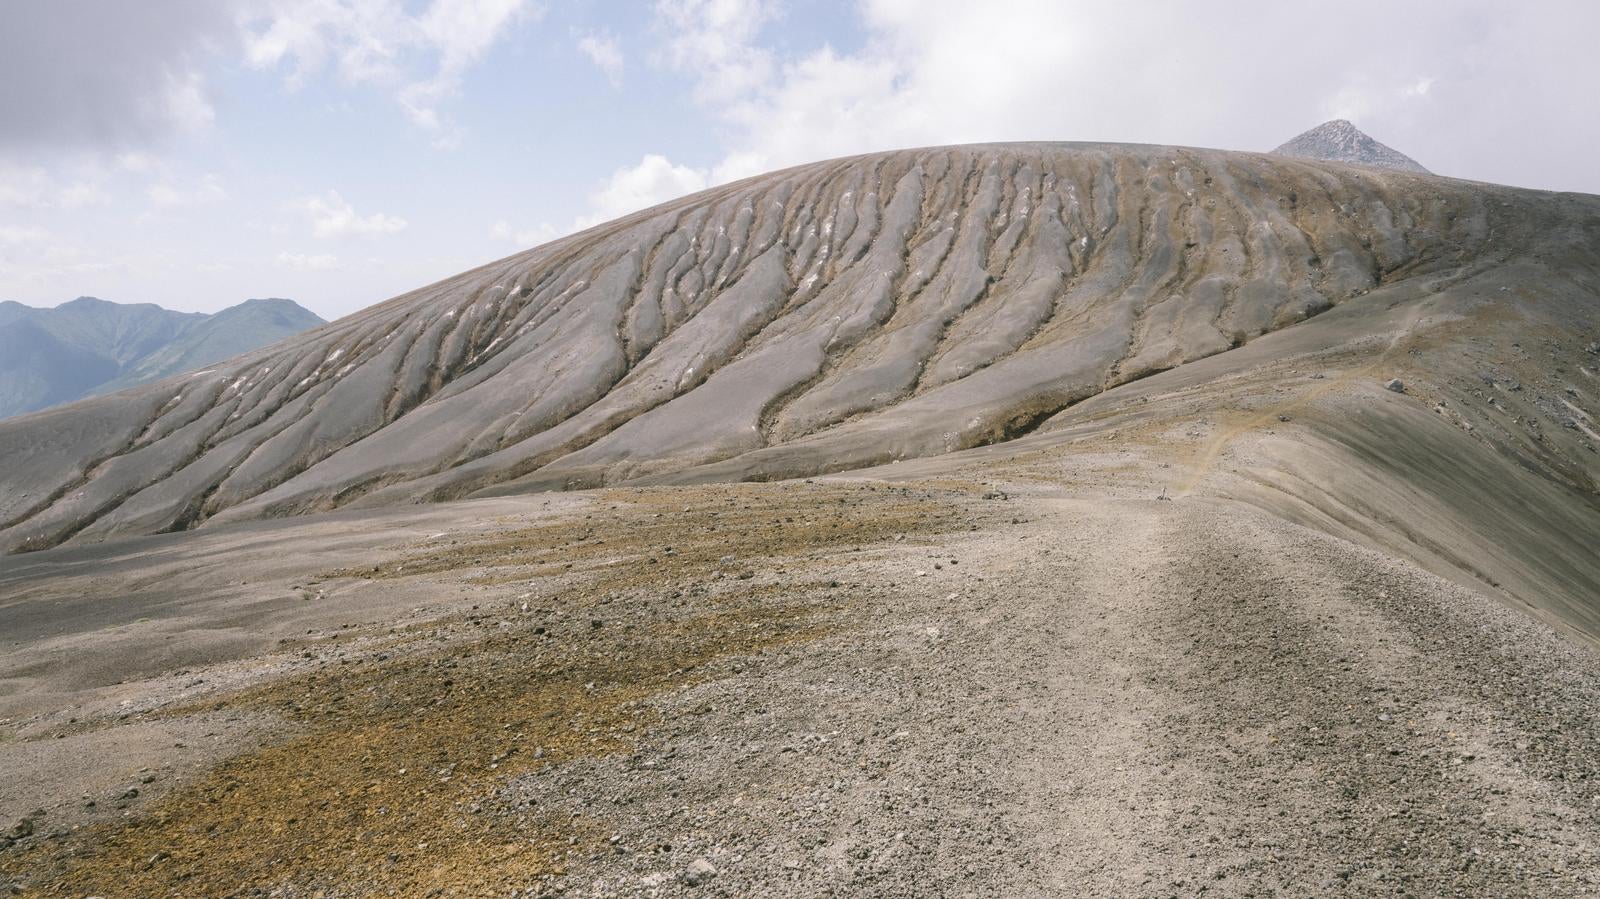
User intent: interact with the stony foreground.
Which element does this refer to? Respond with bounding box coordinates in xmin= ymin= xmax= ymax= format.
xmin=2 ymin=463 xmax=1597 ymax=897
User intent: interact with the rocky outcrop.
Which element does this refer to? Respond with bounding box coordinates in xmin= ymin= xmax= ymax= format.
xmin=1271 ymin=119 xmax=1431 ymax=173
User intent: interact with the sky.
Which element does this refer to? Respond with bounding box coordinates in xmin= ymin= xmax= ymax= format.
xmin=1 ymin=0 xmax=1596 ymax=320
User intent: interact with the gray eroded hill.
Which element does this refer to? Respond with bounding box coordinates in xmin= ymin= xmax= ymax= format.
xmin=0 ymin=142 xmax=1595 ymax=563
xmin=0 ymin=297 xmax=324 ymax=420
xmin=1272 ymin=119 xmax=1432 ymax=173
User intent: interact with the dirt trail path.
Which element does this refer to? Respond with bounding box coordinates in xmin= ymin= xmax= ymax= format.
xmin=881 ymin=492 xmax=1600 ymax=897
xmin=1176 ymin=299 xmax=1431 ymax=496
xmin=989 ymin=499 xmax=1196 ymax=894
xmin=616 ymin=489 xmax=1600 ymax=897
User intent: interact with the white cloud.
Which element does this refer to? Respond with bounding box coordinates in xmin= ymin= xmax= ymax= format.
xmin=490 ymin=153 xmax=713 ymax=248
xmin=1323 ymin=72 xmax=1439 ymax=124
xmin=489 ymin=219 xmax=560 ymax=247
xmin=58 ymin=181 xmax=111 ymax=209
xmin=656 ymin=0 xmax=1092 ymax=180
xmin=1404 ymin=77 xmax=1436 ymax=98
xmin=246 ymin=2 xmax=407 ymax=87
xmin=115 ymin=153 xmax=160 ymax=174
xmin=708 ymin=151 xmax=768 ymax=185
xmin=2 ymin=154 xmax=227 ymax=218
xmin=148 ymin=174 xmax=227 ymax=208
xmin=0 ymin=163 xmax=54 ymax=207
xmin=654 ymin=0 xmax=776 ymax=104
xmin=1323 ymin=86 xmax=1376 ymax=124
xmin=577 ymin=30 xmax=625 ymax=88
xmin=0 ymin=233 xmax=176 ymax=287
xmin=647 ymin=0 xmax=1600 ymax=195
xmin=407 ymin=0 xmax=530 ymax=127
xmin=299 ymin=190 xmax=408 ymax=238
xmin=246 ymin=0 xmax=536 ymax=133
xmin=0 ymin=1 xmax=229 ymax=152
xmin=156 ymin=69 xmax=217 ymax=135
xmin=0 ymin=225 xmax=50 ymax=245
xmin=0 ymin=162 xmax=114 ymax=209
xmin=276 ymin=251 xmax=341 ymax=271
xmin=430 ymin=130 xmax=466 ymax=152
xmin=576 ymin=154 xmax=709 ymax=228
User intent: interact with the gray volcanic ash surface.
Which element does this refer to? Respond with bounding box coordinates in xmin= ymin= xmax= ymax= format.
xmin=1271 ymin=119 xmax=1432 ymax=173
xmin=4 ymin=141 xmax=1592 ymax=556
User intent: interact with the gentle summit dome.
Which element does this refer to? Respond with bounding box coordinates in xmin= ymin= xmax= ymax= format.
xmin=1 ymin=139 xmax=1592 ymax=555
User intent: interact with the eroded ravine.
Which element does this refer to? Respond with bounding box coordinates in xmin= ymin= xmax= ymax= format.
xmin=1 ymin=142 xmax=1589 ymax=553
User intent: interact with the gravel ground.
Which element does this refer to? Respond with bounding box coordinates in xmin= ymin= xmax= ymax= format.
xmin=2 ymin=478 xmax=1598 ymax=897
xmin=494 ymin=492 xmax=1600 ymax=898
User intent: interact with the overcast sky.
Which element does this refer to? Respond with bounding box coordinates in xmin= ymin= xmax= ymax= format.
xmin=2 ymin=0 xmax=1596 ymax=319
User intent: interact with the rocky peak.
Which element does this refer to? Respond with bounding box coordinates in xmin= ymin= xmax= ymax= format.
xmin=1271 ymin=119 xmax=1431 ymax=174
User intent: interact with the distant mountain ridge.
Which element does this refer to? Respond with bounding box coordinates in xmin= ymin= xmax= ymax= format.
xmin=0 ymin=296 xmax=324 ymax=420
xmin=1270 ymin=119 xmax=1431 ymax=173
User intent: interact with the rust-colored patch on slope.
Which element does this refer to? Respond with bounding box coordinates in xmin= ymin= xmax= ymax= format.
xmin=1 ymin=483 xmax=961 ymax=897
xmin=10 ymin=607 xmax=820 ymax=897
xmin=329 ymin=483 xmax=966 ymax=588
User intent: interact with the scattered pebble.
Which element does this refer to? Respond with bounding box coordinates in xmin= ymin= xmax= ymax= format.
xmin=683 ymin=858 xmax=717 ymax=886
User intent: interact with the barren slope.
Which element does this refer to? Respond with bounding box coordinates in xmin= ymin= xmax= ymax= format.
xmin=4 ymin=460 xmax=1600 ymax=896
xmin=4 ymin=141 xmax=1592 ymax=554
